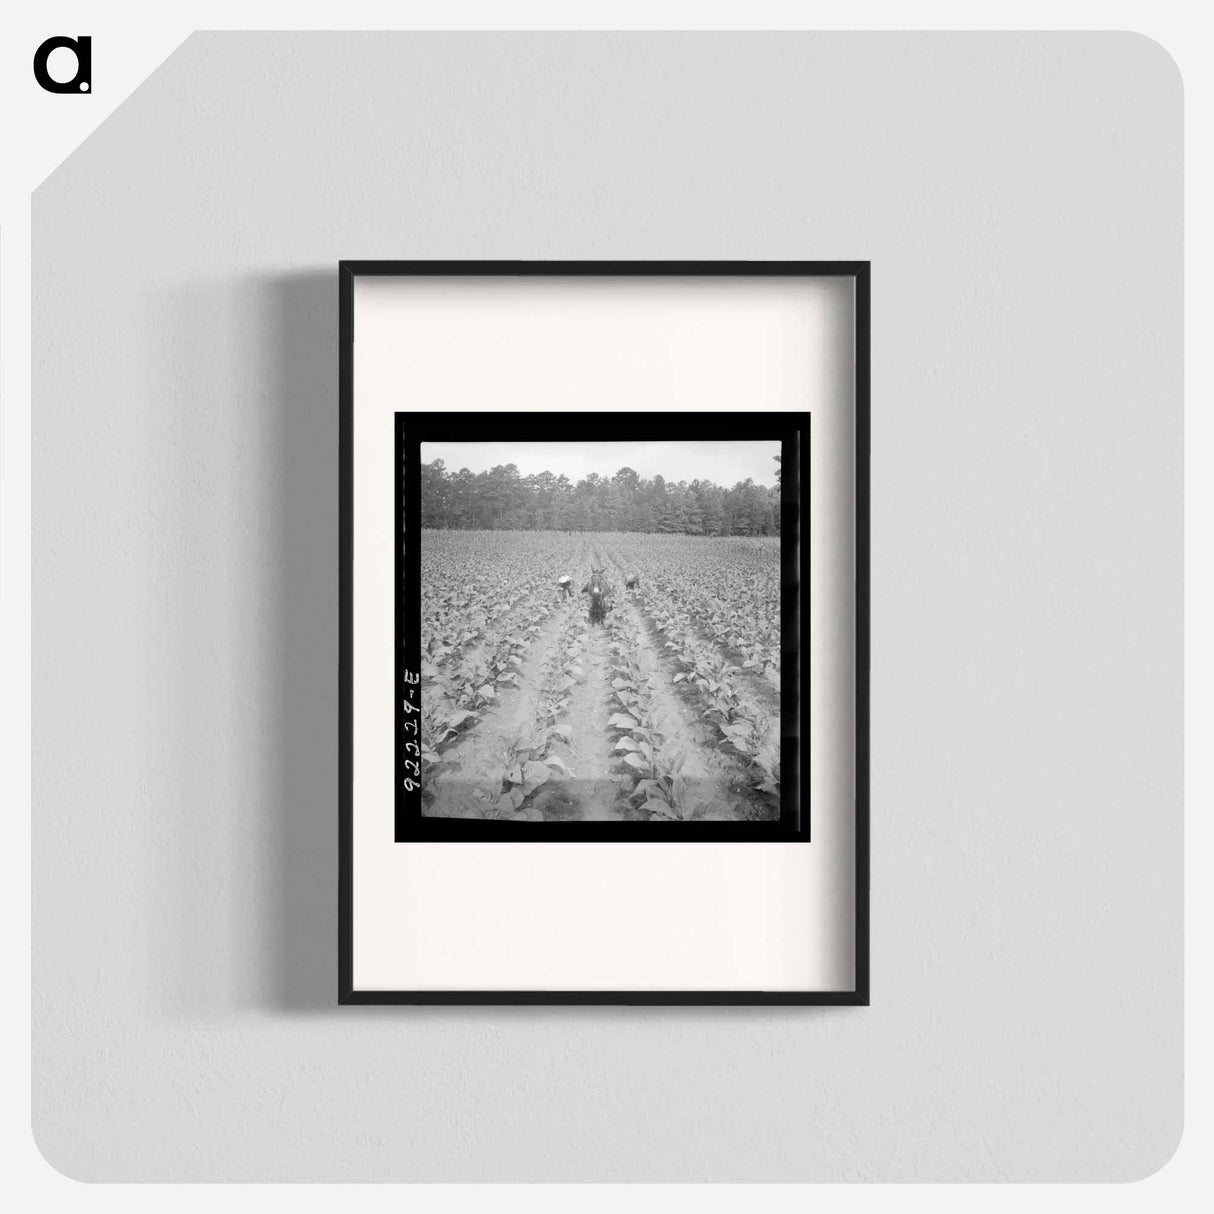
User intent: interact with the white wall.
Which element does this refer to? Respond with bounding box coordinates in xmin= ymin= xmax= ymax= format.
xmin=31 ymin=32 xmax=1182 ymax=1181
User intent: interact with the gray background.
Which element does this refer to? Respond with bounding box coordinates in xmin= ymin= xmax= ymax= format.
xmin=32 ymin=33 xmax=1182 ymax=1181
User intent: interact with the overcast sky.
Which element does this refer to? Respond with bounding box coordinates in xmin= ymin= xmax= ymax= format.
xmin=421 ymin=439 xmax=780 ymax=488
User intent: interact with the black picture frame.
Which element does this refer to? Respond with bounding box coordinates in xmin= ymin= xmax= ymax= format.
xmin=339 ymin=260 xmax=870 ymax=1006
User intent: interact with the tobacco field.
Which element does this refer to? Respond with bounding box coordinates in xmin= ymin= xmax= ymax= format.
xmin=419 ymin=530 xmax=783 ymax=823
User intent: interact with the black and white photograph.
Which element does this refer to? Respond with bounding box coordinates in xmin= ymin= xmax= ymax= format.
xmin=403 ymin=425 xmax=799 ymax=836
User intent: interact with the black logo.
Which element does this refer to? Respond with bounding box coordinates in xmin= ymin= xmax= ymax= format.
xmin=33 ymin=36 xmax=91 ymax=94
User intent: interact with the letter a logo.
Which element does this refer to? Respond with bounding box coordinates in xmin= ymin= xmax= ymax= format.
xmin=34 ymin=36 xmax=92 ymax=94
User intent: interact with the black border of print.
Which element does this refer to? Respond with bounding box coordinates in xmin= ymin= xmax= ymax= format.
xmin=339 ymin=260 xmax=871 ymax=1006
xmin=396 ymin=413 xmax=804 ymax=843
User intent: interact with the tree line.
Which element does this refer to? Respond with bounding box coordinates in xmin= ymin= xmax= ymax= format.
xmin=420 ymin=458 xmax=781 ymax=535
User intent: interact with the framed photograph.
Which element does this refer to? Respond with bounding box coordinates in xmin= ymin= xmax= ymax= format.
xmin=340 ymin=261 xmax=869 ymax=1004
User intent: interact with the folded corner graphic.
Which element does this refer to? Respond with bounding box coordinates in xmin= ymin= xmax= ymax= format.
xmin=0 ymin=19 xmax=191 ymax=207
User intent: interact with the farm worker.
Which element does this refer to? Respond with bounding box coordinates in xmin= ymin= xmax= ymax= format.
xmin=557 ymin=574 xmax=573 ymax=600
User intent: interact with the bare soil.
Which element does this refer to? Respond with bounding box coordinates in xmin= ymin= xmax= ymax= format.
xmin=540 ymin=619 xmax=622 ymax=821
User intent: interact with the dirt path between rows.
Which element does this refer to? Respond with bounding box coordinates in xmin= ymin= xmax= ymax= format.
xmin=540 ymin=620 xmax=622 ymax=821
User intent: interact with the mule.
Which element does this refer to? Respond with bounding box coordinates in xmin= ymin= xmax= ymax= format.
xmin=582 ymin=566 xmax=612 ymax=625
